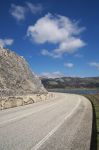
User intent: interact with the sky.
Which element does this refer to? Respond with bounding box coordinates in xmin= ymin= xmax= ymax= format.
xmin=0 ymin=0 xmax=99 ymax=78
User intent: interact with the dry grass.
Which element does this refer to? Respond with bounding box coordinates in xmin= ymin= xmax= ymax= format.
xmin=85 ymin=94 xmax=99 ymax=150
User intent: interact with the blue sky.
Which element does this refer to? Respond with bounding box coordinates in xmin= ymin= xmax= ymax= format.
xmin=0 ymin=0 xmax=99 ymax=78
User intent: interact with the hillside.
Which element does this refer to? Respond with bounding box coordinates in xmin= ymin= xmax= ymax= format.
xmin=41 ymin=77 xmax=99 ymax=89
xmin=0 ymin=47 xmax=47 ymax=97
xmin=0 ymin=47 xmax=49 ymax=109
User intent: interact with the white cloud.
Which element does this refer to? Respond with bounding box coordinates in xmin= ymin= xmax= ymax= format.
xmin=10 ymin=4 xmax=26 ymax=21
xmin=74 ymin=53 xmax=83 ymax=58
xmin=27 ymin=13 xmax=86 ymax=57
xmin=26 ymin=2 xmax=43 ymax=14
xmin=0 ymin=38 xmax=14 ymax=48
xmin=40 ymin=71 xmax=64 ymax=78
xmin=54 ymin=38 xmax=85 ymax=55
xmin=10 ymin=3 xmax=43 ymax=22
xmin=64 ymin=62 xmax=74 ymax=68
xmin=89 ymin=62 xmax=99 ymax=69
xmin=41 ymin=49 xmax=61 ymax=58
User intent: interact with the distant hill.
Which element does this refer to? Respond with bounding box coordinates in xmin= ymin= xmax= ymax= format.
xmin=0 ymin=47 xmax=47 ymax=97
xmin=41 ymin=77 xmax=99 ymax=89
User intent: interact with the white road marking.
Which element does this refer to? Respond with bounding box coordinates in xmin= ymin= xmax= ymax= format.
xmin=31 ymin=98 xmax=81 ymax=150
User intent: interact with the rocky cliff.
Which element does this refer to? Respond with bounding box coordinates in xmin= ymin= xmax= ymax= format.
xmin=0 ymin=47 xmax=50 ymax=109
xmin=0 ymin=47 xmax=47 ymax=97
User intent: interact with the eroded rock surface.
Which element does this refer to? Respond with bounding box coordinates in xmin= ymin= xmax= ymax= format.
xmin=0 ymin=47 xmax=47 ymax=109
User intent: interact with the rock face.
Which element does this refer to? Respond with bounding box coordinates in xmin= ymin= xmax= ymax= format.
xmin=0 ymin=47 xmax=47 ymax=97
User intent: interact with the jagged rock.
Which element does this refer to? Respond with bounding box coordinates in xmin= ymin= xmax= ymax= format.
xmin=0 ymin=47 xmax=47 ymax=98
xmin=0 ymin=93 xmax=55 ymax=110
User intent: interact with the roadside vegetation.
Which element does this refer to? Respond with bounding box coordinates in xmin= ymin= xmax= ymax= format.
xmin=85 ymin=94 xmax=99 ymax=150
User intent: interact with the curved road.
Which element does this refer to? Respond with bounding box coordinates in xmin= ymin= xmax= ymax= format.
xmin=0 ymin=93 xmax=92 ymax=150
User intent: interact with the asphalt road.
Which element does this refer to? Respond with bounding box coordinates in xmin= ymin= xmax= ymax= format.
xmin=0 ymin=93 xmax=92 ymax=150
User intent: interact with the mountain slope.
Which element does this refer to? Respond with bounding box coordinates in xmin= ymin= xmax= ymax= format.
xmin=0 ymin=47 xmax=47 ymax=97
xmin=41 ymin=77 xmax=99 ymax=89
